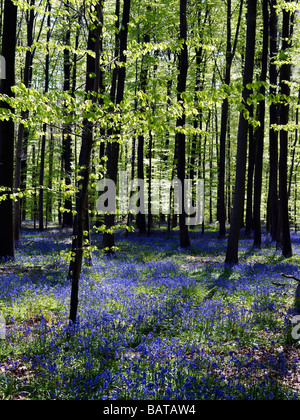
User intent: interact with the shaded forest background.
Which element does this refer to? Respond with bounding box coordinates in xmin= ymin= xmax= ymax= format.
xmin=0 ymin=0 xmax=300 ymax=309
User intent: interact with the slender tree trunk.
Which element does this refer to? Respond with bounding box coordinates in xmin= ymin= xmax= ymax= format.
xmin=288 ymin=87 xmax=300 ymax=198
xmin=244 ymin=98 xmax=255 ymax=237
xmin=0 ymin=0 xmax=17 ymax=259
xmin=147 ymin=129 xmax=153 ymax=237
xmin=176 ymin=0 xmax=190 ymax=247
xmin=175 ymin=0 xmax=191 ymax=247
xmin=103 ymin=0 xmax=131 ymax=253
xmin=46 ymin=126 xmax=54 ymax=226
xmin=20 ymin=1 xmax=46 ymax=224
xmin=39 ymin=1 xmax=50 ymax=231
xmin=225 ymin=0 xmax=257 ymax=264
xmin=69 ymin=1 xmax=104 ymax=323
xmin=269 ymin=0 xmax=279 ymax=241
xmin=226 ymin=117 xmax=232 ymax=224
xmin=14 ymin=0 xmax=35 ymax=241
xmin=126 ymin=59 xmax=138 ymax=235
xmin=217 ymin=0 xmax=243 ymax=238
xmin=62 ymin=7 xmax=73 ymax=228
xmin=32 ymin=145 xmax=37 ymax=229
xmin=253 ymin=0 xmax=268 ymax=248
xmin=278 ymin=5 xmax=292 ymax=258
xmin=136 ymin=38 xmax=149 ymax=234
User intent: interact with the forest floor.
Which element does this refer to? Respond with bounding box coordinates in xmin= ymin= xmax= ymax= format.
xmin=0 ymin=223 xmax=300 ymax=400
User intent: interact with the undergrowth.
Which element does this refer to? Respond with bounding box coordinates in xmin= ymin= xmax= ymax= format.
xmin=0 ymin=226 xmax=299 ymax=400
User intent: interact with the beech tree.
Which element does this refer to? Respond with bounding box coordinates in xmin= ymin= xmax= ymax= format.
xmin=69 ymin=4 xmax=103 ymax=325
xmin=103 ymin=0 xmax=131 ymax=253
xmin=62 ymin=0 xmax=73 ymax=228
xmin=176 ymin=0 xmax=190 ymax=248
xmin=217 ymin=0 xmax=243 ymax=239
xmin=225 ymin=0 xmax=257 ymax=264
xmin=253 ymin=0 xmax=268 ymax=248
xmin=0 ymin=0 xmax=299 ymax=279
xmin=38 ymin=0 xmax=51 ymax=232
xmin=278 ymin=3 xmax=293 ymax=257
xmin=0 ymin=0 xmax=17 ymax=259
xmin=268 ymin=0 xmax=279 ymax=241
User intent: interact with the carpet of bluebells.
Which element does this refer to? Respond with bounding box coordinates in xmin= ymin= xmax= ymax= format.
xmin=0 ymin=225 xmax=300 ymax=399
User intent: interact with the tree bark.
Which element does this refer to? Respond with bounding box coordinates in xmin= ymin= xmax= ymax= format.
xmin=69 ymin=3 xmax=103 ymax=323
xmin=176 ymin=0 xmax=190 ymax=247
xmin=278 ymin=5 xmax=292 ymax=258
xmin=38 ymin=0 xmax=51 ymax=231
xmin=244 ymin=98 xmax=255 ymax=237
xmin=253 ymin=0 xmax=268 ymax=248
xmin=268 ymin=0 xmax=279 ymax=241
xmin=103 ymin=0 xmax=131 ymax=253
xmin=62 ymin=4 xmax=73 ymax=228
xmin=217 ymin=0 xmax=243 ymax=238
xmin=225 ymin=0 xmax=257 ymax=264
xmin=14 ymin=0 xmax=36 ymax=241
xmin=0 ymin=0 xmax=17 ymax=259
xmin=136 ymin=35 xmax=149 ymax=234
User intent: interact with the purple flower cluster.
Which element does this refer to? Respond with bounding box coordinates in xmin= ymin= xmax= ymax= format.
xmin=0 ymin=227 xmax=299 ymax=399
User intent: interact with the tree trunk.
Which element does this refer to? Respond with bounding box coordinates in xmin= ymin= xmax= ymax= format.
xmin=253 ymin=0 xmax=268 ymax=248
xmin=69 ymin=3 xmax=103 ymax=323
xmin=38 ymin=1 xmax=51 ymax=231
xmin=147 ymin=129 xmax=153 ymax=236
xmin=136 ymin=38 xmax=149 ymax=234
xmin=14 ymin=0 xmax=35 ymax=241
xmin=268 ymin=0 xmax=279 ymax=241
xmin=288 ymin=87 xmax=300 ymax=199
xmin=62 ymin=6 xmax=73 ymax=228
xmin=217 ymin=0 xmax=243 ymax=238
xmin=278 ymin=5 xmax=292 ymax=258
xmin=176 ymin=0 xmax=190 ymax=248
xmin=244 ymin=99 xmax=255 ymax=237
xmin=103 ymin=0 xmax=131 ymax=253
xmin=0 ymin=0 xmax=17 ymax=259
xmin=225 ymin=0 xmax=257 ymax=264
xmin=46 ymin=126 xmax=54 ymax=225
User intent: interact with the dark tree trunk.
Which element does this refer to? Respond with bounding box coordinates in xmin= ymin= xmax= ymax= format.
xmin=32 ymin=145 xmax=38 ymax=229
xmin=244 ymin=99 xmax=255 ymax=237
xmin=136 ymin=132 xmax=147 ymax=233
xmin=110 ymin=0 xmax=120 ymax=104
xmin=268 ymin=0 xmax=279 ymax=241
xmin=62 ymin=7 xmax=73 ymax=228
xmin=14 ymin=0 xmax=35 ymax=241
xmin=176 ymin=0 xmax=190 ymax=248
xmin=103 ymin=0 xmax=131 ymax=253
xmin=278 ymin=6 xmax=292 ymax=258
xmin=225 ymin=0 xmax=257 ymax=264
xmin=136 ymin=37 xmax=149 ymax=234
xmin=69 ymin=4 xmax=103 ymax=323
xmin=253 ymin=0 xmax=268 ymax=248
xmin=0 ymin=0 xmax=17 ymax=259
xmin=38 ymin=1 xmax=50 ymax=231
xmin=147 ymin=129 xmax=153 ymax=237
xmin=20 ymin=1 xmax=47 ymax=224
xmin=217 ymin=0 xmax=243 ymax=238
xmin=46 ymin=126 xmax=54 ymax=225
xmin=288 ymin=87 xmax=300 ymax=199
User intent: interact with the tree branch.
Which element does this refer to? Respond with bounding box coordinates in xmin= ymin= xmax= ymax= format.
xmin=281 ymin=273 xmax=300 ymax=283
